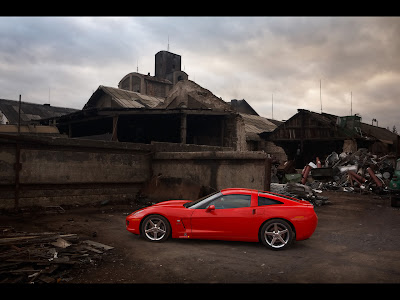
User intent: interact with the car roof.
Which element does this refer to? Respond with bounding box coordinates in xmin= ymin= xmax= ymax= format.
xmin=221 ymin=187 xmax=302 ymax=203
xmin=221 ymin=188 xmax=258 ymax=194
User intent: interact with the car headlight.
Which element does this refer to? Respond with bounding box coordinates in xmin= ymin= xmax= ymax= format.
xmin=131 ymin=209 xmax=144 ymax=216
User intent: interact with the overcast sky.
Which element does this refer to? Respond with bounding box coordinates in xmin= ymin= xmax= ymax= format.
xmin=1 ymin=16 xmax=399 ymax=132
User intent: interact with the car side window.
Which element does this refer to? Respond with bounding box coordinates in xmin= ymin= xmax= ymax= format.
xmin=258 ymin=196 xmax=283 ymax=206
xmin=209 ymin=194 xmax=251 ymax=209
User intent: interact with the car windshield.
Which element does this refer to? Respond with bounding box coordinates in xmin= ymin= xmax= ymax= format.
xmin=183 ymin=191 xmax=221 ymax=209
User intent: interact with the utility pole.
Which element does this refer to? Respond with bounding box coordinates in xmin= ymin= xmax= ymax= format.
xmin=350 ymin=91 xmax=352 ymax=115
xmin=18 ymin=94 xmax=21 ymax=134
xmin=320 ymin=79 xmax=322 ymax=113
xmin=272 ymin=94 xmax=274 ymax=119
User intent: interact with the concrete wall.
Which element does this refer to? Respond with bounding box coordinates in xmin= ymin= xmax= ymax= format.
xmin=0 ymin=134 xmax=153 ymax=209
xmin=152 ymin=151 xmax=270 ymax=192
xmin=0 ymin=134 xmax=271 ymax=210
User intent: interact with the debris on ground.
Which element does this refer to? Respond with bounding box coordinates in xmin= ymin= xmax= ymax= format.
xmin=312 ymin=149 xmax=396 ymax=194
xmin=0 ymin=226 xmax=113 ymax=284
xmin=272 ymin=148 xmax=397 ymax=206
xmin=270 ymin=183 xmax=331 ymax=206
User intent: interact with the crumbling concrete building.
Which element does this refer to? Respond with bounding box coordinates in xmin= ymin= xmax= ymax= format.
xmin=53 ymin=80 xmax=247 ymax=151
xmin=48 ymin=50 xmax=281 ymax=154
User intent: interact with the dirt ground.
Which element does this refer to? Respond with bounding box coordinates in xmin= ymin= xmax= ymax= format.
xmin=1 ymin=190 xmax=400 ymax=287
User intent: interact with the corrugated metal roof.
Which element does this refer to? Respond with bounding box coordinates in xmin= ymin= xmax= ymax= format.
xmin=240 ymin=113 xmax=277 ymax=141
xmin=0 ymin=98 xmax=78 ymax=124
xmin=100 ymin=86 xmax=164 ymax=109
xmin=360 ymin=122 xmax=398 ymax=142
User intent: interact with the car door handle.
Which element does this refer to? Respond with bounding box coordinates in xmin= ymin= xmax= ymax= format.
xmin=253 ymin=209 xmax=256 ymax=215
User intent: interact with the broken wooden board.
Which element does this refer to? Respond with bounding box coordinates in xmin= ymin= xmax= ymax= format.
xmin=82 ymin=240 xmax=114 ymax=251
xmin=79 ymin=244 xmax=103 ymax=254
xmin=0 ymin=233 xmax=78 ymax=245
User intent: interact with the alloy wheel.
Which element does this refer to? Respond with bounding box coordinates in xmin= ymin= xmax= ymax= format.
xmin=263 ymin=221 xmax=292 ymax=249
xmin=143 ymin=217 xmax=168 ymax=241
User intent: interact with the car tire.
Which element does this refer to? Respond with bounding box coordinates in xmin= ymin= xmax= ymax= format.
xmin=141 ymin=215 xmax=171 ymax=242
xmin=260 ymin=219 xmax=294 ymax=250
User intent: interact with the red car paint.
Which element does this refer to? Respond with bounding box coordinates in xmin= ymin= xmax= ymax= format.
xmin=126 ymin=188 xmax=318 ymax=249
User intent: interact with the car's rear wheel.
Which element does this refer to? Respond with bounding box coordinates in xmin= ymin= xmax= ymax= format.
xmin=141 ymin=215 xmax=170 ymax=242
xmin=260 ymin=219 xmax=294 ymax=250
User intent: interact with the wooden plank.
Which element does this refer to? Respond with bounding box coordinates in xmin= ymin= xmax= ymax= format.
xmin=0 ymin=233 xmax=78 ymax=245
xmin=82 ymin=240 xmax=114 ymax=251
xmin=6 ymin=258 xmax=75 ymax=265
xmin=0 ymin=235 xmax=41 ymax=244
xmin=0 ymin=231 xmax=57 ymax=238
xmin=79 ymin=244 xmax=103 ymax=254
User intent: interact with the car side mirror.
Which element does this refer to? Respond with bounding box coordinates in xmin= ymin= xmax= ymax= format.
xmin=206 ymin=205 xmax=215 ymax=212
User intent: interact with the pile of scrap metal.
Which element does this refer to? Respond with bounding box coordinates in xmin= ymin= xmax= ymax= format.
xmin=270 ymin=148 xmax=397 ymax=206
xmin=270 ymin=182 xmax=330 ymax=207
xmin=308 ymin=148 xmax=396 ymax=194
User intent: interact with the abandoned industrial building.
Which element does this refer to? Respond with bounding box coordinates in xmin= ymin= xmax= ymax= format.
xmin=262 ymin=109 xmax=400 ymax=169
xmin=0 ymin=50 xmax=399 ymax=209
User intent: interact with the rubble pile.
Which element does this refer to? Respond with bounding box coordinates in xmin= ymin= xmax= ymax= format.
xmin=270 ymin=183 xmax=331 ymax=206
xmin=271 ymin=148 xmax=396 ymax=206
xmin=0 ymin=226 xmax=113 ymax=284
xmin=312 ymin=148 xmax=395 ymax=193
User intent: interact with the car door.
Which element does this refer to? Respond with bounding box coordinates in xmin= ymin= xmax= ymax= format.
xmin=189 ymin=193 xmax=255 ymax=241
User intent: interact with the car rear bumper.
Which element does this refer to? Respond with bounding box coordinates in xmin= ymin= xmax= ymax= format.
xmin=293 ymin=212 xmax=318 ymax=241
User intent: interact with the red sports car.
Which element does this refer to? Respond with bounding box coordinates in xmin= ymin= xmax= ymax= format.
xmin=126 ymin=188 xmax=318 ymax=250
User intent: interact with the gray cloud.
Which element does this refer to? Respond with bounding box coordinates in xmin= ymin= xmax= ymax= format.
xmin=0 ymin=16 xmax=399 ymax=132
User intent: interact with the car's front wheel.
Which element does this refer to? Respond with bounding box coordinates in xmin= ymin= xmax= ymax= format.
xmin=260 ymin=219 xmax=294 ymax=250
xmin=141 ymin=215 xmax=171 ymax=242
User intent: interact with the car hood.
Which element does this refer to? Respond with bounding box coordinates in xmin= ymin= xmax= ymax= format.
xmin=151 ymin=200 xmax=191 ymax=208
